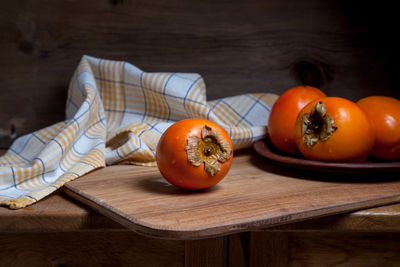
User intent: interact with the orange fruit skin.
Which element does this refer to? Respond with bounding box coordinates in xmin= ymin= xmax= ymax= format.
xmin=294 ymin=97 xmax=374 ymax=162
xmin=357 ymin=96 xmax=400 ymax=160
xmin=268 ymin=85 xmax=326 ymax=154
xmin=156 ymin=119 xmax=233 ymax=190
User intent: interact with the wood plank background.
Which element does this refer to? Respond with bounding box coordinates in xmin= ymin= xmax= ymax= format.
xmin=1 ymin=0 xmax=399 ymax=147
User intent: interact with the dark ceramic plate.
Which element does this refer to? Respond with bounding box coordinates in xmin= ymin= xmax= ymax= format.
xmin=253 ymin=138 xmax=400 ymax=173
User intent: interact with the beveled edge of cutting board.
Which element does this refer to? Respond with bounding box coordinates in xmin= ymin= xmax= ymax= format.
xmin=63 ymin=182 xmax=400 ymax=240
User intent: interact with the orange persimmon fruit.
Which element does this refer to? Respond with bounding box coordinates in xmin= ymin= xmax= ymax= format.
xmin=156 ymin=119 xmax=233 ymax=190
xmin=294 ymin=97 xmax=374 ymax=162
xmin=268 ymin=85 xmax=326 ymax=154
xmin=357 ymin=96 xmax=400 ymax=160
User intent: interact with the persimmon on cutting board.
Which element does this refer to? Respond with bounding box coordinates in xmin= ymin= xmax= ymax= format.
xmin=156 ymin=119 xmax=233 ymax=190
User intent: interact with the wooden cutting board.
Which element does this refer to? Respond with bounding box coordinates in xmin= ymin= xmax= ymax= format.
xmin=63 ymin=152 xmax=400 ymax=240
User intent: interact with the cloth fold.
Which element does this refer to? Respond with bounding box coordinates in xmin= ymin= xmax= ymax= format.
xmin=0 ymin=55 xmax=277 ymax=209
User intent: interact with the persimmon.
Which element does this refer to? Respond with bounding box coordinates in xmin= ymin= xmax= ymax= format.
xmin=268 ymin=85 xmax=326 ymax=154
xmin=156 ymin=119 xmax=233 ymax=190
xmin=357 ymin=96 xmax=400 ymax=160
xmin=294 ymin=97 xmax=374 ymax=162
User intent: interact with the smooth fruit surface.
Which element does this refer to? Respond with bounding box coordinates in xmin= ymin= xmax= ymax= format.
xmin=294 ymin=97 xmax=374 ymax=162
xmin=268 ymin=85 xmax=326 ymax=154
xmin=156 ymin=119 xmax=233 ymax=190
xmin=357 ymin=96 xmax=400 ymax=160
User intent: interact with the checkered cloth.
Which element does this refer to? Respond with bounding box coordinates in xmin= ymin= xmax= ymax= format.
xmin=0 ymin=55 xmax=277 ymax=209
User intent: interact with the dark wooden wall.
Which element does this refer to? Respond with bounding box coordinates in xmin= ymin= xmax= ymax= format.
xmin=1 ymin=0 xmax=399 ymax=147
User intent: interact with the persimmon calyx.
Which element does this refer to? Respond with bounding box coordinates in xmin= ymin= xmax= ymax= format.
xmin=185 ymin=125 xmax=232 ymax=176
xmin=301 ymin=101 xmax=337 ymax=147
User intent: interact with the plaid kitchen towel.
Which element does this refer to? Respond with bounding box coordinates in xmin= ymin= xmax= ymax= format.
xmin=0 ymin=55 xmax=278 ymax=209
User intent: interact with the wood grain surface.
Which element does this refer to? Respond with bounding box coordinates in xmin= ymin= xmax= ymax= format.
xmin=0 ymin=191 xmax=123 ymax=231
xmin=287 ymin=232 xmax=400 ymax=266
xmin=1 ymin=145 xmax=399 ymax=233
xmin=234 ymin=232 xmax=400 ymax=267
xmin=0 ymin=231 xmax=186 ymax=267
xmin=1 ymin=0 xmax=399 ymax=147
xmin=2 ymin=191 xmax=400 ymax=233
xmin=63 ymin=153 xmax=400 ymax=239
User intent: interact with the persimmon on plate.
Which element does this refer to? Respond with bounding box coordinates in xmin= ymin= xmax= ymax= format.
xmin=253 ymin=138 xmax=400 ymax=174
xmin=268 ymin=85 xmax=326 ymax=154
xmin=294 ymin=97 xmax=374 ymax=163
xmin=357 ymin=96 xmax=400 ymax=160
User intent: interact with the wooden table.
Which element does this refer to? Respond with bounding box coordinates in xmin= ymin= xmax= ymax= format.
xmin=2 ymin=188 xmax=400 ymax=266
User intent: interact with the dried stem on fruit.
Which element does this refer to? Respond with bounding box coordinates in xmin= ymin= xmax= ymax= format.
xmin=185 ymin=125 xmax=232 ymax=175
xmin=301 ymin=101 xmax=337 ymax=147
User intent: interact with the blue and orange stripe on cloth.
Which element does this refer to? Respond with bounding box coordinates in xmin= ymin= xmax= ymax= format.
xmin=0 ymin=55 xmax=278 ymax=209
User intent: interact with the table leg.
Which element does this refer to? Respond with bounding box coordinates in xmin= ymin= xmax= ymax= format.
xmin=185 ymin=237 xmax=225 ymax=267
